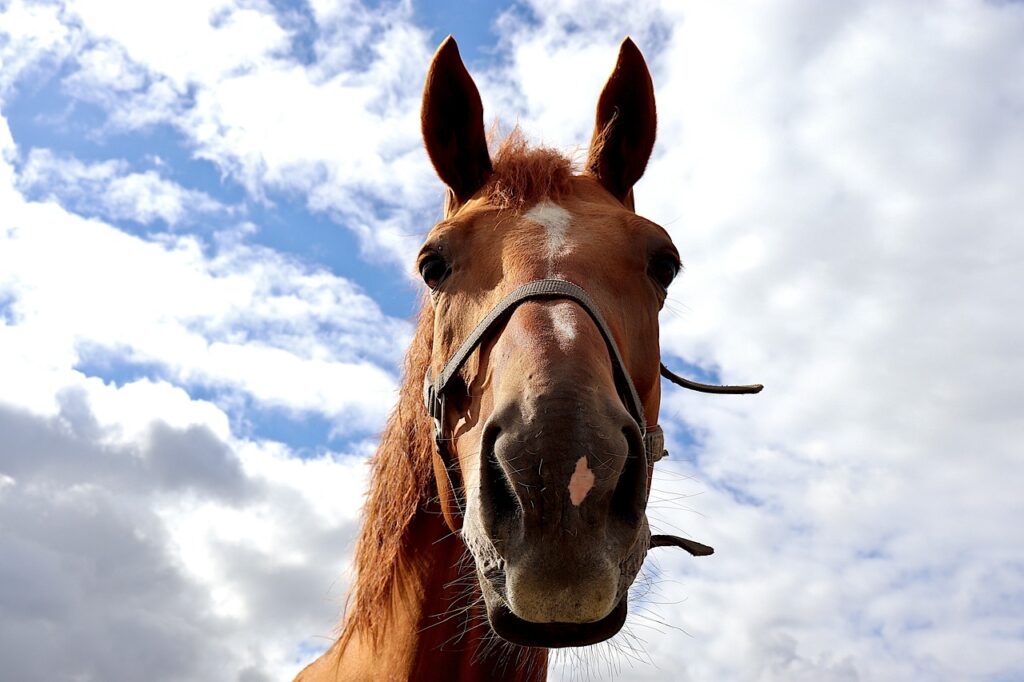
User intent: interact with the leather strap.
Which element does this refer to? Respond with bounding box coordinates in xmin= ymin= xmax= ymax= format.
xmin=424 ymin=279 xmax=646 ymax=426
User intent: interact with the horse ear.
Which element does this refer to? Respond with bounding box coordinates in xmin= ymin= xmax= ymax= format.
xmin=422 ymin=36 xmax=492 ymax=208
xmin=585 ymin=37 xmax=657 ymax=209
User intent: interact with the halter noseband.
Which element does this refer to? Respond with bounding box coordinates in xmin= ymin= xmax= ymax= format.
xmin=422 ymin=278 xmax=762 ymax=554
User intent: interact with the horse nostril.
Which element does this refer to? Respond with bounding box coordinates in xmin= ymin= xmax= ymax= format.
xmin=479 ymin=422 xmax=521 ymax=538
xmin=608 ymin=425 xmax=647 ymax=530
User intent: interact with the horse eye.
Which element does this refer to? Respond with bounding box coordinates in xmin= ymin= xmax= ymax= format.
xmin=648 ymin=253 xmax=680 ymax=291
xmin=418 ymin=254 xmax=451 ymax=290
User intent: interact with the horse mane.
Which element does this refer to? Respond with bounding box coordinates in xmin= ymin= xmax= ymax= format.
xmin=342 ymin=131 xmax=577 ymax=641
xmin=342 ymin=304 xmax=436 ymax=640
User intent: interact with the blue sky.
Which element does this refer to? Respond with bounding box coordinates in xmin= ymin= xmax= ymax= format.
xmin=1 ymin=1 xmax=1023 ymax=680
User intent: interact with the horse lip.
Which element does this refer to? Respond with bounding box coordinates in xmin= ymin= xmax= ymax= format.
xmin=486 ymin=593 xmax=628 ymax=648
xmin=477 ymin=568 xmax=628 ymax=647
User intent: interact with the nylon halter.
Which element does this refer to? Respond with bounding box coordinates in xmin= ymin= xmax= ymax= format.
xmin=422 ymin=278 xmax=762 ymax=548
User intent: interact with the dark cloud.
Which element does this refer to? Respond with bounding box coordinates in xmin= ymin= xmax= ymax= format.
xmin=0 ymin=389 xmax=248 ymax=499
xmin=0 ymin=458 xmax=225 ymax=681
xmin=0 ymin=394 xmax=359 ymax=681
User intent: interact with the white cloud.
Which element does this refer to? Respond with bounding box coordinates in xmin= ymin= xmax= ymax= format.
xmin=1 ymin=110 xmax=408 ymax=432
xmin=27 ymin=0 xmax=445 ymax=266
xmin=0 ymin=0 xmax=74 ymax=101
xmin=17 ymin=148 xmax=227 ymax=226
xmin=0 ymin=204 xmax=405 ymax=431
xmin=66 ymin=0 xmax=293 ymax=89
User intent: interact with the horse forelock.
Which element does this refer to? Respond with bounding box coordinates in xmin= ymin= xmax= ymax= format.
xmin=483 ymin=128 xmax=576 ymax=210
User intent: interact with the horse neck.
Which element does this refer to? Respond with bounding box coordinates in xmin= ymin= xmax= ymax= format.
xmin=308 ymin=505 xmax=548 ymax=682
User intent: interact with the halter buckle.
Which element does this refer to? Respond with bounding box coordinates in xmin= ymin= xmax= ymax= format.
xmin=643 ymin=426 xmax=667 ymax=464
xmin=423 ymin=372 xmax=447 ymax=456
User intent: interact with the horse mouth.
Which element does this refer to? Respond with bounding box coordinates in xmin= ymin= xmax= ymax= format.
xmin=478 ymin=568 xmax=628 ymax=648
xmin=488 ymin=597 xmax=628 ymax=648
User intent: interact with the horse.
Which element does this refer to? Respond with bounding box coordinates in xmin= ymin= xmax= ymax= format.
xmin=295 ymin=36 xmax=760 ymax=682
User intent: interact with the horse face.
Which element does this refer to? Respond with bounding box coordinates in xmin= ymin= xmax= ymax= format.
xmin=419 ymin=37 xmax=673 ymax=647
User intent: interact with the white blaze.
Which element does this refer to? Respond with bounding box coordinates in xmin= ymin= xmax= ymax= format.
xmin=524 ymin=201 xmax=578 ymax=347
xmin=523 ymin=200 xmax=573 ymax=262
xmin=548 ymin=302 xmax=577 ymax=351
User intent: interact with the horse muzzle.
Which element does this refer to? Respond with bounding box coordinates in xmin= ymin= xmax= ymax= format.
xmin=464 ymin=391 xmax=650 ymax=644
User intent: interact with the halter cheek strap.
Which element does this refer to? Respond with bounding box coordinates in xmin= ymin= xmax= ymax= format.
xmin=423 ymin=278 xmax=762 ymax=552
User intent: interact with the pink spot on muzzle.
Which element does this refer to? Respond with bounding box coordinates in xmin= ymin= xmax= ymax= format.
xmin=568 ymin=456 xmax=596 ymax=506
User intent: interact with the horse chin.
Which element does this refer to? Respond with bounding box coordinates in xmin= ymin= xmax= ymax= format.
xmin=478 ymin=570 xmax=628 ymax=648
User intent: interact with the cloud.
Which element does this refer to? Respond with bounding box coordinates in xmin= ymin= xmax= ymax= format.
xmin=0 ymin=95 xmax=391 ymax=677
xmin=0 ymin=0 xmax=75 ymax=101
xmin=2 ymin=1 xmax=1023 ymax=681
xmin=1 ymin=114 xmax=408 ymax=432
xmin=0 ymin=372 xmax=367 ymax=681
xmin=0 ymin=97 xmax=400 ymax=677
xmin=30 ymin=0 xmax=445 ymax=266
xmin=17 ymin=148 xmax=227 ymax=226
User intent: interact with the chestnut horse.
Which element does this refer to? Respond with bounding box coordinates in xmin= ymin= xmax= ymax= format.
xmin=296 ymin=36 xmax=760 ymax=682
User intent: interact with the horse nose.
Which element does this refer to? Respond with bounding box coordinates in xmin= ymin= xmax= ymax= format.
xmin=476 ymin=391 xmax=647 ymax=621
xmin=480 ymin=393 xmax=644 ymax=531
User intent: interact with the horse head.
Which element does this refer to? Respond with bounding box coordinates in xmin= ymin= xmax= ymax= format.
xmin=420 ymin=36 xmax=677 ymax=648
xmin=295 ymin=36 xmax=761 ymax=681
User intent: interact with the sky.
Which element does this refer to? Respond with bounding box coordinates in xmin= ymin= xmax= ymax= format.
xmin=1 ymin=0 xmax=1022 ymax=680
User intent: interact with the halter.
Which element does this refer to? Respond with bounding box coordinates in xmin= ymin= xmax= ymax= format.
xmin=422 ymin=278 xmax=762 ymax=554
